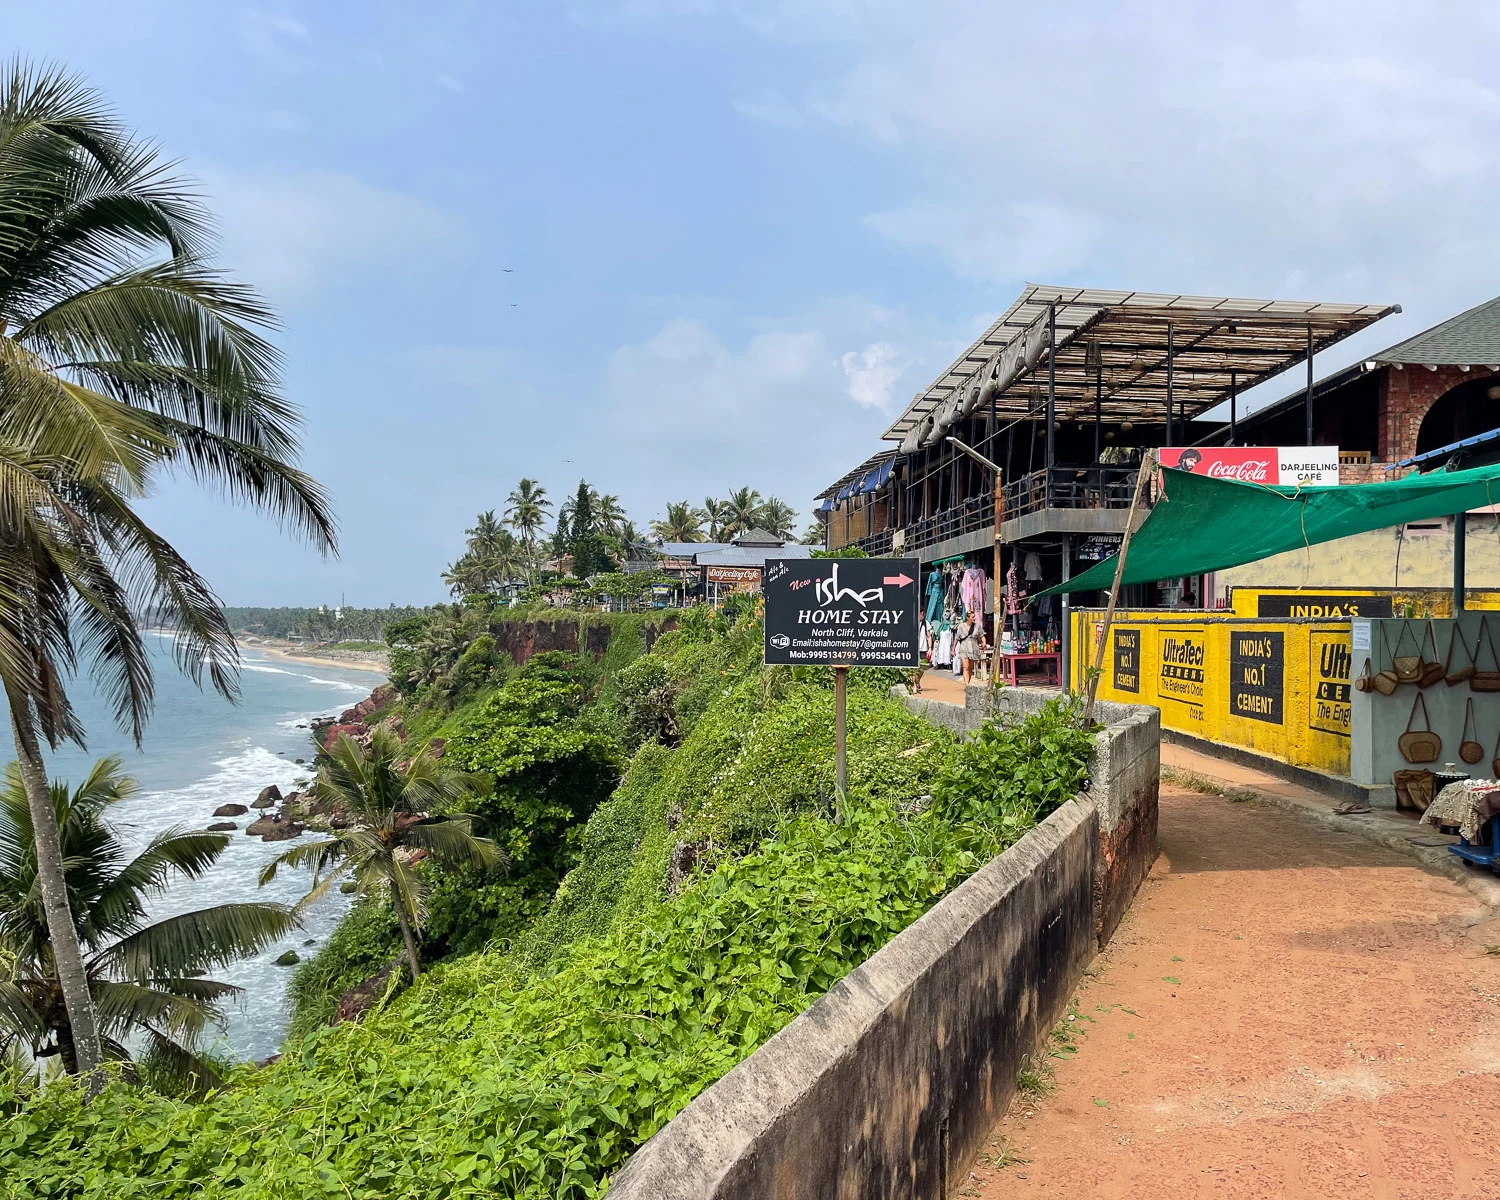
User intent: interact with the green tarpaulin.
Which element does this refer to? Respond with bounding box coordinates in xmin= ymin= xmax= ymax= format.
xmin=1043 ymin=462 xmax=1500 ymax=596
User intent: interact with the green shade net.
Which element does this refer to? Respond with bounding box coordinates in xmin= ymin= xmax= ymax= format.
xmin=1042 ymin=462 xmax=1500 ymax=596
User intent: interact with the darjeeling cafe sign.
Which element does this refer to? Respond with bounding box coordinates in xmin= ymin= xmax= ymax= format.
xmin=763 ymin=558 xmax=920 ymax=667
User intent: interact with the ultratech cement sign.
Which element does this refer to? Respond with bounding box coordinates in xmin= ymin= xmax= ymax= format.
xmin=1157 ymin=628 xmax=1206 ymax=712
xmin=1309 ymin=630 xmax=1352 ymax=736
xmin=763 ymin=557 xmax=920 ymax=667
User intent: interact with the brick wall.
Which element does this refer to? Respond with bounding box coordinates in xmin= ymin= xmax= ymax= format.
xmin=1377 ymin=365 xmax=1498 ymax=462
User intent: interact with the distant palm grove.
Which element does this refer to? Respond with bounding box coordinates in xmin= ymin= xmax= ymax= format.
xmin=440 ymin=476 xmax=821 ymax=600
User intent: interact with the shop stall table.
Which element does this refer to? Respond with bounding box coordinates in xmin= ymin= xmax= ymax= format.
xmin=996 ymin=651 xmax=1060 ymax=687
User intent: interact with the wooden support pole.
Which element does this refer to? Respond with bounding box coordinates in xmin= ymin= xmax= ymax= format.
xmin=834 ymin=665 xmax=848 ymax=811
xmin=1084 ymin=450 xmax=1155 ymax=721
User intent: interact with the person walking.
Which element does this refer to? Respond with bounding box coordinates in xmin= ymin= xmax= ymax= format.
xmin=954 ymin=611 xmax=984 ymax=686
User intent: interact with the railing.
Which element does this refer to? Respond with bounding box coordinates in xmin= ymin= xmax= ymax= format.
xmin=844 ymin=466 xmax=1142 ymax=557
xmin=1004 ymin=466 xmax=1141 ymax=518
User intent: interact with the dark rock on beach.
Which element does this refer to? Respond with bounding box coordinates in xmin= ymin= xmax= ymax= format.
xmin=273 ymin=950 xmax=300 ymax=966
xmin=207 ymin=821 xmax=238 ymax=832
xmin=255 ymin=784 xmax=283 ymax=807
xmin=213 ymin=803 xmax=248 ymax=817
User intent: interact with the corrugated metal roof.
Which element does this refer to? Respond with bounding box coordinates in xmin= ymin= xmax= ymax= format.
xmin=883 ymin=283 xmax=1397 ymax=446
xmin=695 ymin=545 xmax=812 ymax=567
xmin=1373 ymin=294 xmax=1500 ymax=366
xmin=1201 ymin=293 xmax=1500 ymax=441
xmin=815 ymin=449 xmax=897 ymax=500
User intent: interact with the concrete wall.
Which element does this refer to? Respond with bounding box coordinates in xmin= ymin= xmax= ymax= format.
xmin=608 ymin=800 xmax=1098 ymax=1200
xmin=1219 ymin=515 xmax=1500 ymax=594
xmin=1071 ymin=609 xmax=1354 ymax=775
xmin=607 ymin=688 xmax=1160 ymax=1200
xmin=973 ymin=685 xmax=1160 ymax=946
xmin=1349 ymin=613 xmax=1500 ymax=787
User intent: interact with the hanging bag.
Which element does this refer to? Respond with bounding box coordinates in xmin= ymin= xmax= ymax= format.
xmin=1391 ymin=621 xmax=1422 ymax=684
xmin=1460 ymin=698 xmax=1485 ymax=764
xmin=1445 ymin=621 xmax=1475 ymax=686
xmin=1373 ymin=624 xmax=1399 ymax=695
xmin=1398 ymin=692 xmax=1442 ymax=762
xmin=1473 ymin=616 xmax=1500 ymax=692
xmin=1418 ymin=621 xmax=1445 ymax=687
xmin=1354 ymin=656 xmax=1375 ymax=693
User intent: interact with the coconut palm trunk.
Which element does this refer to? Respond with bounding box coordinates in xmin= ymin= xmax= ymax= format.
xmin=391 ymin=880 xmax=422 ymax=982
xmin=8 ymin=710 xmax=104 ymax=1086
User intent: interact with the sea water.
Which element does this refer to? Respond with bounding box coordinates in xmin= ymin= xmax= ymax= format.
xmin=28 ymin=635 xmax=380 ymax=1062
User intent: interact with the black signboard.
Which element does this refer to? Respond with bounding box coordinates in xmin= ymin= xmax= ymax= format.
xmin=763 ymin=557 xmax=921 ymax=667
xmin=1230 ymin=629 xmax=1284 ymax=724
xmin=1255 ymin=592 xmax=1393 ymax=619
xmin=1113 ymin=628 xmax=1140 ymax=693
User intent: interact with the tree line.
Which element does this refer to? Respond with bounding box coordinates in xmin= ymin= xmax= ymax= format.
xmin=443 ymin=479 xmax=820 ymax=598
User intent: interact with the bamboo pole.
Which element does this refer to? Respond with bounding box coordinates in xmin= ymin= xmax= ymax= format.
xmin=1083 ymin=449 xmax=1155 ymax=722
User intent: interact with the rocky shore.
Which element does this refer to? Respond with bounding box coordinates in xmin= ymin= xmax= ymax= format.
xmin=202 ymin=682 xmax=400 ymax=843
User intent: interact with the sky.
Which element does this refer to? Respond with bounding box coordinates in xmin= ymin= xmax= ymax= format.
xmin=9 ymin=1 xmax=1500 ymax=605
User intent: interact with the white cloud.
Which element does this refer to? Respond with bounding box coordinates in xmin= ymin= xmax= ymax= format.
xmin=840 ymin=341 xmax=903 ymax=409
xmin=435 ymin=74 xmax=464 ymax=93
xmin=707 ymin=0 xmax=1500 ymax=330
xmin=199 ymin=169 xmax=461 ymax=305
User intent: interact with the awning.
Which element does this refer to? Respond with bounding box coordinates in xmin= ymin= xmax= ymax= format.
xmin=1042 ymin=462 xmax=1500 ymax=596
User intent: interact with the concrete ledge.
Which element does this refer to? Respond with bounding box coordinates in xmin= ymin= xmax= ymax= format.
xmin=608 ymin=800 xmax=1098 ymax=1200
xmin=1161 ymin=727 xmax=1388 ymax=806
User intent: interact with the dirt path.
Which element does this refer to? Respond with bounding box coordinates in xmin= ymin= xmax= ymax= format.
xmin=967 ymin=782 xmax=1500 ymax=1199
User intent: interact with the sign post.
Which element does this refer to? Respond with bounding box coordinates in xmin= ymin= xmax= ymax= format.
xmin=763 ymin=557 xmax=921 ymax=811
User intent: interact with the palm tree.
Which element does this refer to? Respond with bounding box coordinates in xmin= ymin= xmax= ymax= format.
xmin=701 ymin=497 xmax=728 ymax=542
xmin=504 ymin=479 xmax=550 ymax=579
xmin=650 ymin=501 xmax=704 ymax=543
xmin=594 ymin=492 xmax=626 ymax=540
xmin=720 ymin=487 xmax=766 ymax=539
xmin=759 ymin=496 xmax=798 ymax=540
xmin=464 ymin=510 xmax=506 ymax=558
xmin=613 ymin=519 xmax=654 ymax=563
xmin=0 ymin=63 xmax=336 ymax=1081
xmin=0 ymin=758 xmax=296 ymax=1090
xmin=260 ymin=728 xmax=502 ymax=982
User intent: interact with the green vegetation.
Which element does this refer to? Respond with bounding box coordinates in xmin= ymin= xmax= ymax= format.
xmin=224 ymin=607 xmax=426 ymax=642
xmin=259 ymin=729 xmax=501 ymax=981
xmin=0 ymin=759 xmax=296 ymax=1093
xmin=0 ymin=61 xmax=334 ymax=1086
xmin=0 ymin=598 xmax=1098 ymax=1197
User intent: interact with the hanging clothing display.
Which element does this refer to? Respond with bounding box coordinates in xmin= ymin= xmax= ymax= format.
xmin=1023 ymin=551 xmax=1044 ymax=582
xmin=961 ymin=566 xmax=988 ymax=617
xmin=925 ymin=570 xmax=944 ymax=623
xmin=1005 ymin=563 xmax=1026 ymax=616
xmin=935 ymin=626 xmax=954 ymax=667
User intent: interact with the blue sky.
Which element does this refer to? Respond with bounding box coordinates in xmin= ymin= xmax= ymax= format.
xmin=10 ymin=2 xmax=1500 ymax=604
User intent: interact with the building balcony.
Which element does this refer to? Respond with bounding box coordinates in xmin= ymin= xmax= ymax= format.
xmin=842 ymin=465 xmax=1144 ymax=561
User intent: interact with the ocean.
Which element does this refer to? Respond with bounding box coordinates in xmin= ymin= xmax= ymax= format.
xmin=26 ymin=636 xmax=382 ymax=1063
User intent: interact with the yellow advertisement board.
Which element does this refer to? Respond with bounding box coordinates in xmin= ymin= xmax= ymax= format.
xmin=1073 ymin=610 xmax=1352 ymax=775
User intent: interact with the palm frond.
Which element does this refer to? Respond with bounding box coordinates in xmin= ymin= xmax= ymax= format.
xmin=95 ymin=901 xmax=297 ymax=981
xmin=403 ymin=816 xmax=505 ymax=872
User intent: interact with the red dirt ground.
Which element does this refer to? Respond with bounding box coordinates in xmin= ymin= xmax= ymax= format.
xmin=966 ymin=783 xmax=1500 ymax=1200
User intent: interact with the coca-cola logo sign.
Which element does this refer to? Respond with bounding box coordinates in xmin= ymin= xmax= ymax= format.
xmin=1160 ymin=446 xmax=1340 ymax=486
xmin=1203 ymin=459 xmax=1272 ymax=482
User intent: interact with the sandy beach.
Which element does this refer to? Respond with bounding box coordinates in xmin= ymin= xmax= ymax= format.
xmin=239 ymin=638 xmax=390 ymax=676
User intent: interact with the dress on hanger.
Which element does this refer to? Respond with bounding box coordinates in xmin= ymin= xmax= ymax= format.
xmin=925 ymin=571 xmax=944 ymax=623
xmin=961 ymin=566 xmax=988 ymax=616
